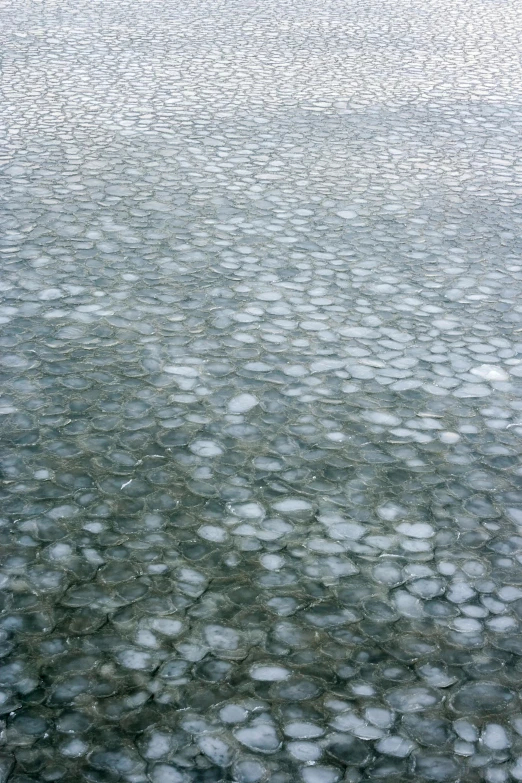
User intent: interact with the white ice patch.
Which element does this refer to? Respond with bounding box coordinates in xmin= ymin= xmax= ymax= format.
xmin=189 ymin=439 xmax=223 ymax=457
xmin=204 ymin=625 xmax=240 ymax=650
xmin=395 ymin=522 xmax=434 ymax=538
xmin=471 ymin=364 xmax=509 ymax=382
xmin=227 ymin=393 xmax=259 ymax=413
xmin=250 ymin=665 xmax=291 ymax=681
xmin=272 ymin=498 xmax=312 ymax=514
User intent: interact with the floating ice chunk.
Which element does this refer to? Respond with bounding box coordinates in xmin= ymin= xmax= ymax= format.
xmin=341 ymin=383 xmax=359 ymax=393
xmin=149 ymin=619 xmax=183 ymax=637
xmin=48 ymin=543 xmax=73 ymax=560
xmin=376 ymin=736 xmax=416 ymax=757
xmin=326 ymin=432 xmax=346 ymax=442
xmin=396 ymin=522 xmax=434 ymax=538
xmin=253 ymin=457 xmax=284 ymax=471
xmin=288 ymin=741 xmax=322 ymax=761
xmin=447 ymin=582 xmax=476 ymax=604
xmin=408 ymin=578 xmax=445 ymax=598
xmin=336 ymin=210 xmax=357 ymax=219
xmin=250 ymin=665 xmax=290 ymax=681
xmin=38 ymin=288 xmax=63 ymax=300
xmin=60 ymin=738 xmax=88 ymax=757
xmin=385 ymin=686 xmax=442 ymax=712
xmin=140 ymin=731 xmax=173 ymax=761
xmin=228 ymin=393 xmax=259 ymax=413
xmin=230 ymin=502 xmax=266 ymax=519
xmin=197 ymin=735 xmax=233 ymax=766
xmin=417 ymin=663 xmax=457 ymax=688
xmin=272 ymin=498 xmax=312 ymax=514
xmin=454 ymin=383 xmax=491 ymax=397
xmin=432 ymin=319 xmax=460 ymax=330
xmin=301 ymin=765 xmax=341 ymax=783
xmin=453 ymin=719 xmax=478 ymax=742
xmin=440 ymin=432 xmax=460 ymax=444
xmin=377 ymin=502 xmax=407 ymax=521
xmin=307 ymin=538 xmax=345 ymax=553
xmin=204 ymin=625 xmax=240 ymax=650
xmin=329 ymin=522 xmax=365 ymax=540
xmin=498 ymin=587 xmax=522 ymax=601
xmin=393 ymin=590 xmax=423 ymax=618
xmin=244 ymin=362 xmax=273 ymax=372
xmin=362 ymin=411 xmax=401 ymax=426
xmin=234 ymin=724 xmax=281 ymax=753
xmin=150 ymin=764 xmax=185 ymax=783
xmin=482 ymin=724 xmax=510 ymax=750
xmin=284 ymin=721 xmax=324 ymax=738
xmin=310 ymin=359 xmax=345 ymax=373
xmin=116 ymin=649 xmax=154 ymax=670
xmin=189 ymin=440 xmax=223 ymax=457
xmin=198 ymin=525 xmax=227 ymax=543
xmin=345 ymin=363 xmax=375 ymax=379
xmin=136 ymin=630 xmax=158 ymax=648
xmin=266 ymin=597 xmax=297 ymax=617
xmin=471 ymin=364 xmax=509 ymax=382
xmin=219 ymin=704 xmax=248 ymax=723
xmin=233 ymin=758 xmax=266 ymax=782
xmin=260 ymin=554 xmax=284 ymax=570
xmin=256 ymin=290 xmax=282 ymax=301
xmin=415 ymin=755 xmax=460 ymax=781
xmin=373 ymin=562 xmax=403 ymax=586
xmin=164 ymin=365 xmax=199 ymax=377
xmin=365 ymin=707 xmax=395 ymax=728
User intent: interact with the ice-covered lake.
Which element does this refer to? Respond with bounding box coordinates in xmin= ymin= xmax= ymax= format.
xmin=1 ymin=0 xmax=522 ymax=780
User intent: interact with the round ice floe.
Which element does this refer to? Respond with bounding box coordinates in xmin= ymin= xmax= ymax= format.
xmin=300 ymin=765 xmax=341 ymax=783
xmin=284 ymin=721 xmax=324 ymax=738
xmin=288 ymin=741 xmax=322 ymax=761
xmin=189 ymin=439 xmax=223 ymax=457
xmin=198 ymin=525 xmax=227 ymax=543
xmin=385 ymin=686 xmax=442 ymax=712
xmin=272 ymin=498 xmax=312 ymax=514
xmin=233 ymin=758 xmax=266 ymax=782
xmin=362 ymin=410 xmax=401 ymax=426
xmin=204 ymin=625 xmax=240 ymax=650
xmin=481 ymin=723 xmax=510 ymax=750
xmin=415 ymin=754 xmax=460 ymax=781
xmin=260 ymin=554 xmax=285 ymax=570
xmin=376 ymin=736 xmax=416 ymax=758
xmin=228 ymin=393 xmax=259 ymax=413
xmin=60 ymin=738 xmax=88 ymax=757
xmin=329 ymin=522 xmax=365 ymax=540
xmin=150 ymin=764 xmax=185 ymax=783
xmin=219 ymin=704 xmax=248 ymax=723
xmin=234 ymin=724 xmax=281 ymax=753
xmin=440 ymin=431 xmax=460 ymax=444
xmin=377 ymin=502 xmax=406 ymax=521
xmin=116 ymin=649 xmax=154 ymax=670
xmin=249 ymin=664 xmax=291 ymax=681
xmin=471 ymin=364 xmax=509 ymax=382
xmin=149 ymin=619 xmax=183 ymax=636
xmin=163 ymin=365 xmax=199 ymax=377
xmin=197 ymin=735 xmax=233 ymax=766
xmin=230 ymin=502 xmax=266 ymax=519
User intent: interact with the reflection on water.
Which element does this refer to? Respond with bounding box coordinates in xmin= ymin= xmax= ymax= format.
xmin=1 ymin=0 xmax=522 ymax=779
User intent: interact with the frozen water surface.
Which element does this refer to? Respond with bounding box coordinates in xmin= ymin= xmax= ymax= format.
xmin=1 ymin=0 xmax=522 ymax=779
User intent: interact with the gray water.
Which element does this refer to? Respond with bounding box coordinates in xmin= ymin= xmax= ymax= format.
xmin=1 ymin=0 xmax=522 ymax=781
